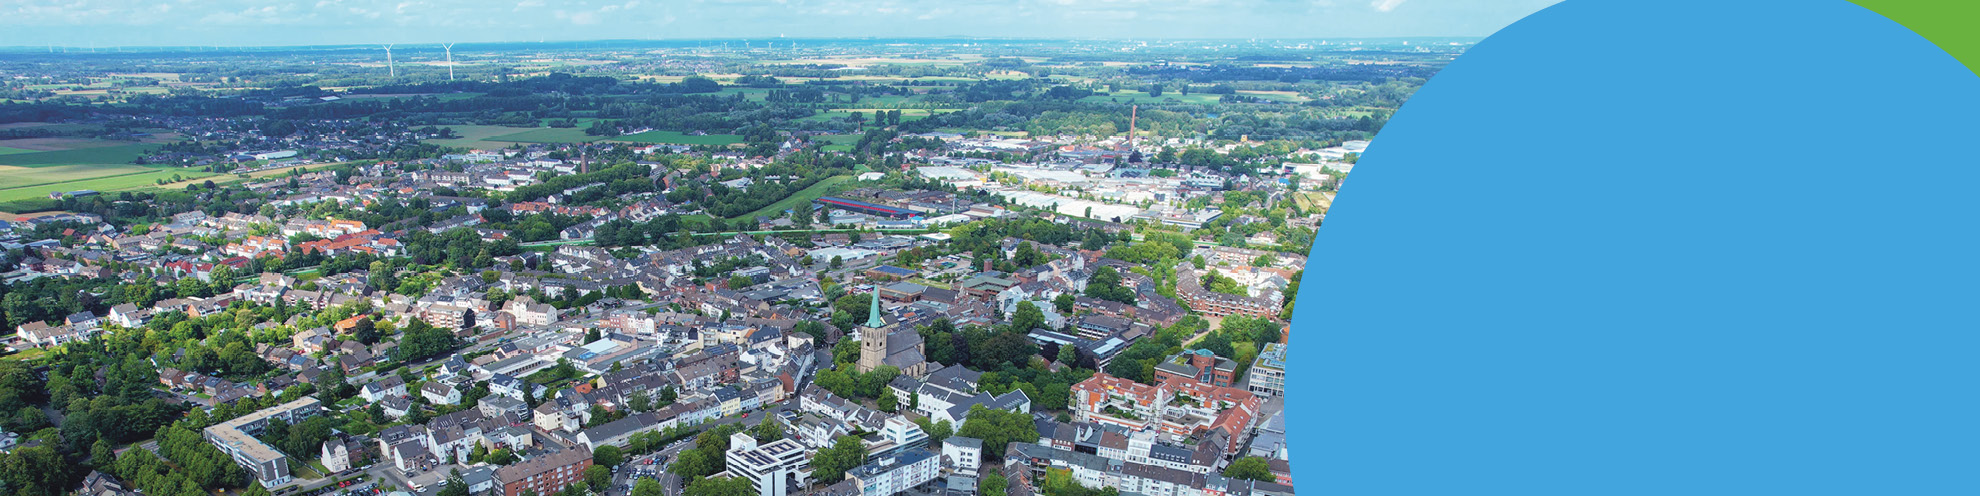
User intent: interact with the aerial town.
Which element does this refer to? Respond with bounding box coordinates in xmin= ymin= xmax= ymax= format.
xmin=0 ymin=34 xmax=1444 ymax=496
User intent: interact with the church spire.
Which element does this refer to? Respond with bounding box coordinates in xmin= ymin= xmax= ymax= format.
xmin=865 ymin=286 xmax=886 ymax=328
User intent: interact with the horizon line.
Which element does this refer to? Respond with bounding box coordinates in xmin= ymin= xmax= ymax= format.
xmin=0 ymin=35 xmax=1484 ymax=52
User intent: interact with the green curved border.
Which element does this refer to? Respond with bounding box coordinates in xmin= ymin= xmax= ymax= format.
xmin=1852 ymin=0 xmax=1980 ymax=75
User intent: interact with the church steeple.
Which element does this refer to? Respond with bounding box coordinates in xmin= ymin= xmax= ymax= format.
xmin=865 ymin=286 xmax=886 ymax=328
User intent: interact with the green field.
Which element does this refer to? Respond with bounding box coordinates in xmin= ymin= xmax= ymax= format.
xmin=615 ymin=130 xmax=744 ymax=145
xmin=487 ymin=127 xmax=608 ymax=144
xmin=0 ymin=164 xmax=158 ymax=187
xmin=814 ymin=134 xmax=860 ymax=152
xmin=424 ymin=125 xmax=536 ymax=149
xmin=0 ymin=144 xmax=161 ymax=168
xmin=0 ymin=169 xmax=216 ymax=203
xmin=0 ymin=147 xmax=35 ymax=155
xmin=727 ymin=175 xmax=853 ymax=222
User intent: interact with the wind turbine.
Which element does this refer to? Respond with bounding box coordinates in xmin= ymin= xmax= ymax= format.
xmin=383 ymin=44 xmax=396 ymax=78
xmin=442 ymin=43 xmax=456 ymax=80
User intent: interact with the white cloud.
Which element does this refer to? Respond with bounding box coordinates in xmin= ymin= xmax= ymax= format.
xmin=1371 ymin=0 xmax=1404 ymax=12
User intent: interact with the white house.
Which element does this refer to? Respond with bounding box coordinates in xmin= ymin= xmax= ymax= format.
xmin=421 ymin=382 xmax=462 ymax=405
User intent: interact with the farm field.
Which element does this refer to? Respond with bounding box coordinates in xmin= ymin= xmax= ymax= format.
xmin=614 ymin=131 xmax=744 ymax=145
xmin=0 ymin=168 xmax=215 ymax=204
xmin=424 ymin=125 xmax=535 ymax=149
xmin=0 ymin=164 xmax=159 ymax=187
xmin=0 ymin=144 xmax=162 ymax=167
xmin=486 ymin=127 xmax=607 ymax=144
xmin=0 ymin=147 xmax=33 ymax=155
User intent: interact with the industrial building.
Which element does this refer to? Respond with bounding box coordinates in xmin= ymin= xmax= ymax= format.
xmin=815 ymin=197 xmax=920 ymax=219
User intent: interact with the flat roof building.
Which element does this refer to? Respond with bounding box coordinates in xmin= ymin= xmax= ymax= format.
xmin=204 ymin=397 xmax=323 ymax=487
xmin=727 ymin=433 xmax=811 ymax=496
xmin=847 ymin=448 xmax=938 ymax=496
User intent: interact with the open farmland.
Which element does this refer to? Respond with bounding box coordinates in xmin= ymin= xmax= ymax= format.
xmin=0 ymin=168 xmax=215 ymax=204
xmin=0 ymin=164 xmax=161 ymax=188
xmin=614 ymin=130 xmax=744 ymax=145
xmin=423 ymin=125 xmax=537 ymax=149
xmin=487 ymin=127 xmax=607 ymax=143
xmin=0 ymin=144 xmax=161 ymax=168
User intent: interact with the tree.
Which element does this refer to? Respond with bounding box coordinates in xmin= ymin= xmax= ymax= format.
xmin=751 ymin=419 xmax=785 ymax=443
xmin=584 ymin=464 xmax=612 ymax=490
xmin=439 ymin=469 xmax=470 ymax=496
xmin=1053 ymin=293 xmax=1076 ymax=314
xmin=671 ymin=448 xmax=715 ymax=481
xmin=1223 ymin=456 xmax=1276 ymax=482
xmin=921 ymin=418 xmax=954 ymax=445
xmin=488 ymin=448 xmax=518 ymax=465
xmin=352 ymin=317 xmax=381 ymax=344
xmin=684 ymin=476 xmax=754 ymax=496
xmin=318 ymin=366 xmax=350 ymax=404
xmin=1012 ymin=300 xmax=1045 ymax=333
xmin=632 ymin=478 xmax=664 ymax=496
xmin=594 ymin=444 xmax=624 ymax=468
xmin=981 ymin=473 xmax=1008 ymax=496
xmin=811 ymin=435 xmax=868 ymax=483
xmin=956 ymin=405 xmax=1038 ymax=460
xmin=877 ymin=388 xmax=899 ymax=412
xmin=1057 ymin=342 xmax=1079 ymax=365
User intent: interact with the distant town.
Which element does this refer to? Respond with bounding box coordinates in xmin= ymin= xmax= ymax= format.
xmin=0 ymin=36 xmax=1447 ymax=496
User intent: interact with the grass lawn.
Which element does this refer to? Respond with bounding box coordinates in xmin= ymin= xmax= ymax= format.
xmin=488 ymin=127 xmax=607 ymax=144
xmin=0 ymin=144 xmax=161 ymax=167
xmin=726 ymin=175 xmax=854 ymax=222
xmin=292 ymin=461 xmax=325 ymax=480
xmin=614 ymin=130 xmax=744 ymax=145
xmin=0 ymin=147 xmax=35 ymax=155
xmin=1 ymin=348 xmax=46 ymax=361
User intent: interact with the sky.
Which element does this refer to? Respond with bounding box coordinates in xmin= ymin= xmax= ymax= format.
xmin=0 ymin=0 xmax=1563 ymax=48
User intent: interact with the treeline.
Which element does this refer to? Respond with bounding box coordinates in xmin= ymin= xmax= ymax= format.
xmin=509 ymin=162 xmax=651 ymax=203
